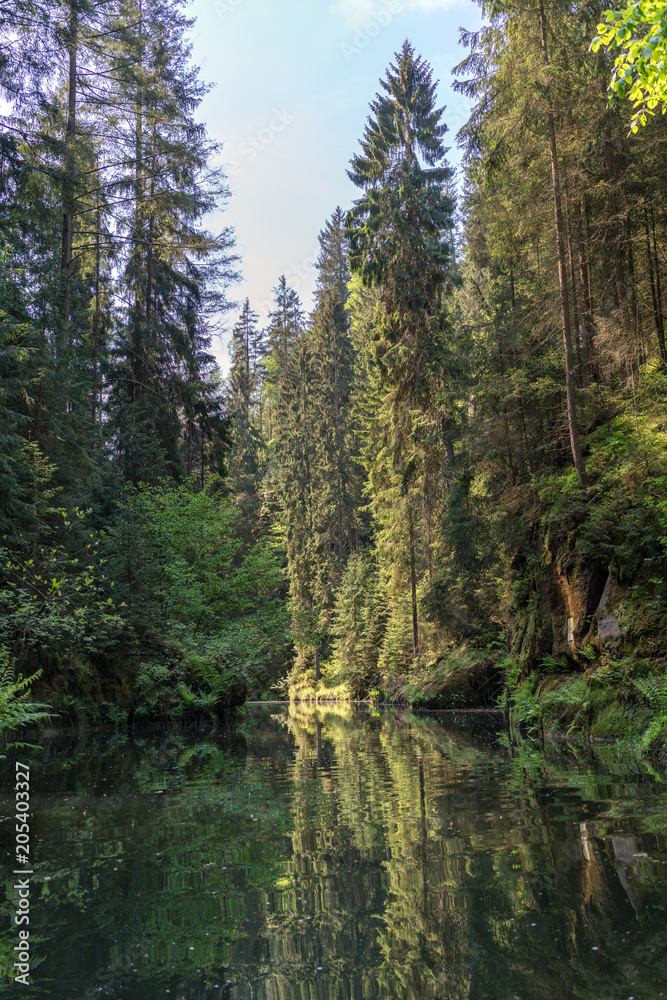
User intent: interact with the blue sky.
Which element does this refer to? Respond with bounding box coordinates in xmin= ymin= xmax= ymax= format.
xmin=186 ymin=0 xmax=483 ymax=370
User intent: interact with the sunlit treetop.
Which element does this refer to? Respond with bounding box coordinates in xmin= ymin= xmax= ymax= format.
xmin=592 ymin=0 xmax=667 ymax=131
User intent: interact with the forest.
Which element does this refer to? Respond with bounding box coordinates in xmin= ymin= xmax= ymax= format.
xmin=1 ymin=0 xmax=667 ymax=747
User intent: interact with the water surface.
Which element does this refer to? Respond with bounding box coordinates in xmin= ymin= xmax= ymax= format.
xmin=1 ymin=705 xmax=667 ymax=999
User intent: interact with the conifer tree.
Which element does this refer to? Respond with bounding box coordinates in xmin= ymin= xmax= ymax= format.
xmin=262 ymin=276 xmax=304 ymax=442
xmin=442 ymin=0 xmax=667 ymax=667
xmin=310 ymin=207 xmax=362 ymax=562
xmin=265 ymin=275 xmax=305 ymax=364
xmin=0 ymin=258 xmax=47 ymax=540
xmin=330 ymin=550 xmax=385 ymax=696
xmin=273 ymin=210 xmax=369 ymax=682
xmin=0 ymin=1 xmax=118 ymax=502
xmin=273 ymin=336 xmax=321 ymax=674
xmin=316 ymin=206 xmax=350 ymax=305
xmin=104 ymin=0 xmax=237 ymax=482
xmin=346 ymin=40 xmax=456 ymax=660
xmin=229 ymin=299 xmax=259 ymax=427
xmin=225 ymin=299 xmax=263 ymax=538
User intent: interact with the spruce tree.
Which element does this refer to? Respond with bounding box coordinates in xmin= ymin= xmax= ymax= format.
xmin=229 ymin=299 xmax=259 ymax=428
xmin=262 ymin=276 xmax=304 ymax=442
xmin=104 ymin=0 xmax=237 ymax=482
xmin=273 ymin=335 xmax=320 ymax=672
xmin=265 ymin=275 xmax=305 ymax=364
xmin=346 ymin=40 xmax=456 ymax=660
xmin=310 ymin=208 xmax=365 ymax=563
xmin=272 ymin=210 xmax=370 ymax=683
xmin=225 ymin=299 xmax=263 ymax=539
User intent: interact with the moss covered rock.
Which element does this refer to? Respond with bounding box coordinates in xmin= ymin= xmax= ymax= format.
xmin=407 ymin=647 xmax=504 ymax=708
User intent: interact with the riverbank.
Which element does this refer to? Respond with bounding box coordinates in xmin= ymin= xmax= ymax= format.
xmin=288 ymin=643 xmax=667 ymax=751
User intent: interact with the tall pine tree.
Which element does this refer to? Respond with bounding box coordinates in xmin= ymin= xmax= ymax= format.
xmin=346 ymin=40 xmax=456 ymax=661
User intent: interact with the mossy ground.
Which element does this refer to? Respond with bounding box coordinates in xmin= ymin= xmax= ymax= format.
xmin=403 ymin=645 xmax=504 ymax=708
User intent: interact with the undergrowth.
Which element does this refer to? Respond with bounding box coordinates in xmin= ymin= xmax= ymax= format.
xmin=0 ymin=645 xmax=52 ymax=755
xmin=500 ymin=652 xmax=666 ymax=752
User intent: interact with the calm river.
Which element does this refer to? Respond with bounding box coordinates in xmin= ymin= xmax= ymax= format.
xmin=1 ymin=705 xmax=667 ymax=999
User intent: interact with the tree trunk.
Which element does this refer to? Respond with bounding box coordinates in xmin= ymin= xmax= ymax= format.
xmin=565 ymin=199 xmax=584 ymax=386
xmin=538 ymin=0 xmax=587 ymax=489
xmin=442 ymin=414 xmax=455 ymax=488
xmin=602 ymin=111 xmax=628 ymax=320
xmin=407 ymin=495 xmax=419 ymax=658
xmin=645 ymin=206 xmax=667 ymax=362
xmin=573 ymin=197 xmax=598 ymax=382
xmin=36 ymin=326 xmax=46 ymax=443
xmin=333 ymin=316 xmax=344 ymax=560
xmin=132 ymin=7 xmax=145 ymax=405
xmin=626 ymin=212 xmax=639 ymax=343
xmin=61 ymin=2 xmax=77 ymax=345
xmin=651 ymin=207 xmax=666 ymax=362
xmin=495 ymin=320 xmax=517 ymax=480
xmin=564 ymin=74 xmax=597 ymax=384
xmin=92 ymin=188 xmax=101 ymax=424
xmin=561 ymin=173 xmax=583 ymax=385
xmin=302 ymin=380 xmax=312 ymax=534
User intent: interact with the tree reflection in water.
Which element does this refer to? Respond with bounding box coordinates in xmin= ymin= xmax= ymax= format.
xmin=0 ymin=706 xmax=666 ymax=999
